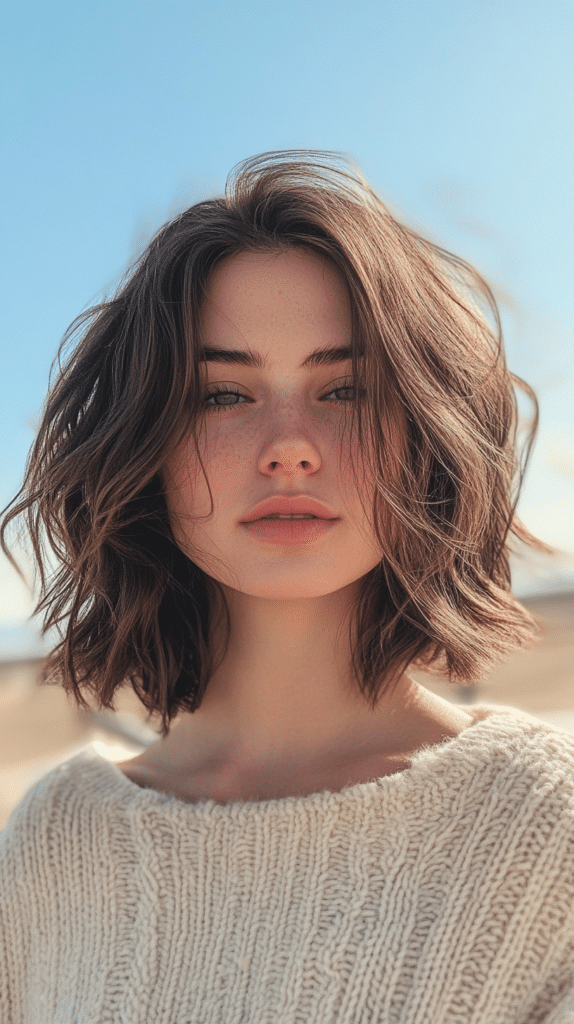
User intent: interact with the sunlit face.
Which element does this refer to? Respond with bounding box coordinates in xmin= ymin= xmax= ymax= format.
xmin=162 ymin=248 xmax=383 ymax=600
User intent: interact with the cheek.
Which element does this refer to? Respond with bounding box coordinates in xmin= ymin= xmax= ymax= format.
xmin=162 ymin=431 xmax=243 ymax=524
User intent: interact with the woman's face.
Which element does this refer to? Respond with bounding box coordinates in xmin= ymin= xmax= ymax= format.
xmin=162 ymin=248 xmax=383 ymax=599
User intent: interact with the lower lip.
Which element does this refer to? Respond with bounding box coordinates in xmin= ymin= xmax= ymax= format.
xmin=240 ymin=518 xmax=339 ymax=545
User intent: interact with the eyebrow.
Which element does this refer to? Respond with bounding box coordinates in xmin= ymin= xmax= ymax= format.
xmin=199 ymin=345 xmax=362 ymax=370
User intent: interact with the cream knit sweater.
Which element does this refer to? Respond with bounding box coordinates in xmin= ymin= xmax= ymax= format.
xmin=1 ymin=703 xmax=574 ymax=1024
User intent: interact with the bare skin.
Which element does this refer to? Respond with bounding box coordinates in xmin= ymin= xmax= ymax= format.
xmin=116 ymin=249 xmax=473 ymax=803
xmin=118 ymin=680 xmax=474 ymax=803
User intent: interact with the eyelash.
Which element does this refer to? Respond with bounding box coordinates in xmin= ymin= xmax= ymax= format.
xmin=203 ymin=382 xmax=363 ymax=413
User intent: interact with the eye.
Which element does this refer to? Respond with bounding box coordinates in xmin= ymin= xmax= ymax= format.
xmin=321 ymin=379 xmax=365 ymax=404
xmin=203 ymin=386 xmax=251 ymax=412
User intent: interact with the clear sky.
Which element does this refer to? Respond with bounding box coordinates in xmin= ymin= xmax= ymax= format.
xmin=1 ymin=0 xmax=573 ymax=638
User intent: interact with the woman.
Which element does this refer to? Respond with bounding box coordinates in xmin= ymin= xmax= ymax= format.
xmin=1 ymin=152 xmax=573 ymax=1023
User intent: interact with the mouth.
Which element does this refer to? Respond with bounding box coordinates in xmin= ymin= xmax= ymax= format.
xmin=241 ymin=494 xmax=338 ymax=523
xmin=257 ymin=514 xmax=322 ymax=520
xmin=240 ymin=515 xmax=339 ymax=545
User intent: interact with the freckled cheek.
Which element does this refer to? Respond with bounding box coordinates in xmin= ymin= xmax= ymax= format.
xmin=163 ymin=433 xmax=248 ymax=522
xmin=197 ymin=441 xmax=249 ymax=508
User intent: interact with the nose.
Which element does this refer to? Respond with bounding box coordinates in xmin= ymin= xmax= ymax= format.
xmin=258 ymin=440 xmax=321 ymax=478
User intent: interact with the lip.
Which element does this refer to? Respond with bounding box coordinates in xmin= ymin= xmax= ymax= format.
xmin=240 ymin=494 xmax=339 ymax=523
xmin=240 ymin=517 xmax=339 ymax=546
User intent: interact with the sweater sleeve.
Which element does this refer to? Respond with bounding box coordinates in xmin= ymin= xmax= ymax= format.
xmin=0 ymin=770 xmax=61 ymax=1024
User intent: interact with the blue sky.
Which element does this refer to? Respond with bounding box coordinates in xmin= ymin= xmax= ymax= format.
xmin=1 ymin=0 xmax=573 ymax=635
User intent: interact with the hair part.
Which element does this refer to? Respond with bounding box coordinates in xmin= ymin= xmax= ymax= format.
xmin=1 ymin=150 xmax=548 ymax=736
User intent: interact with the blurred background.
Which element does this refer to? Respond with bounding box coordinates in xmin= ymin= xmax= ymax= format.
xmin=0 ymin=0 xmax=573 ymax=828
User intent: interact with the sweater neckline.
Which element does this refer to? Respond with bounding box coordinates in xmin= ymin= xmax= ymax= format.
xmin=83 ymin=702 xmax=528 ymax=817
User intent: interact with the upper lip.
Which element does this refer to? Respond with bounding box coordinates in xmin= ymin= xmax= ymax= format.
xmin=241 ymin=494 xmax=339 ymax=522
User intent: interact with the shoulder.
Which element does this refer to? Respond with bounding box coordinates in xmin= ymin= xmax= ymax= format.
xmin=407 ymin=703 xmax=574 ymax=852
xmin=451 ymin=704 xmax=574 ymax=845
xmin=0 ymin=752 xmax=98 ymax=971
xmin=2 ymin=746 xmax=109 ymax=826
xmin=454 ymin=702 xmax=574 ymax=765
xmin=0 ymin=747 xmax=138 ymax=895
xmin=475 ymin=704 xmax=574 ymax=775
xmin=0 ymin=749 xmax=145 ymax=1016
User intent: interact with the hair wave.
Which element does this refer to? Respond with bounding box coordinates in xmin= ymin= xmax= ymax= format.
xmin=1 ymin=150 xmax=547 ymax=736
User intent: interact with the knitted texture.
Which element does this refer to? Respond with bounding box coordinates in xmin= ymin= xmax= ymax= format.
xmin=1 ymin=703 xmax=574 ymax=1024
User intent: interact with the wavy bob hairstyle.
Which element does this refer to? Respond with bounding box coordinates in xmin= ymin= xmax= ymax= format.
xmin=2 ymin=151 xmax=545 ymax=736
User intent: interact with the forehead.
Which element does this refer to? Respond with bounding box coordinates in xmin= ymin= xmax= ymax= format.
xmin=199 ymin=249 xmax=352 ymax=357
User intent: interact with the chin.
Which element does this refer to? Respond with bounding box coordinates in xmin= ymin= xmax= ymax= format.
xmin=221 ymin=567 xmax=360 ymax=602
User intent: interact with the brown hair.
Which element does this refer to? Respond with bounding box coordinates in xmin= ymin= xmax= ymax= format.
xmin=1 ymin=151 xmax=546 ymax=736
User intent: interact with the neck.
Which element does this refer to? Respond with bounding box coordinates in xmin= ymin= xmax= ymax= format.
xmin=163 ymin=580 xmax=416 ymax=774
